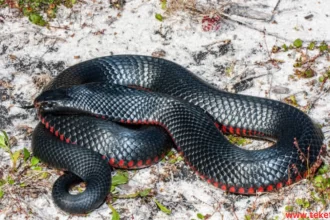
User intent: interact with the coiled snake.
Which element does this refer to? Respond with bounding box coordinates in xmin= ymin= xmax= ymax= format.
xmin=32 ymin=55 xmax=324 ymax=214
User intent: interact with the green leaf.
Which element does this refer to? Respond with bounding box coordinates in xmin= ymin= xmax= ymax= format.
xmin=0 ymin=189 xmax=4 ymax=198
xmin=169 ymin=159 xmax=176 ymax=164
xmin=2 ymin=130 xmax=9 ymax=143
xmin=237 ymin=138 xmax=246 ymax=146
xmin=307 ymin=41 xmax=315 ymax=50
xmin=0 ymin=135 xmax=7 ymax=148
xmin=244 ymin=215 xmax=252 ymax=220
xmin=0 ymin=179 xmax=6 ymax=187
xmin=314 ymin=175 xmax=324 ymax=183
xmin=176 ymin=156 xmax=184 ymax=162
xmin=304 ymin=201 xmax=310 ymax=208
xmin=155 ymin=13 xmax=163 ymax=21
xmin=31 ymin=156 xmax=40 ymax=166
xmin=161 ymin=0 xmax=167 ymax=10
xmin=319 ymin=41 xmax=328 ymax=52
xmin=11 ymin=150 xmax=21 ymax=166
xmin=32 ymin=166 xmax=42 ymax=171
xmin=285 ymin=205 xmax=294 ymax=212
xmin=23 ymin=148 xmax=30 ymax=162
xmin=318 ymin=164 xmax=329 ymax=174
xmin=169 ymin=155 xmax=184 ymax=164
xmin=197 ymin=213 xmax=205 ymax=219
xmin=29 ymin=13 xmax=47 ymax=26
xmin=314 ymin=175 xmax=324 ymax=188
xmin=111 ymin=171 xmax=129 ymax=186
xmin=282 ymin=44 xmax=288 ymax=52
xmin=154 ymin=199 xmax=171 ymax=214
xmin=110 ymin=185 xmax=116 ymax=192
xmin=139 ymin=188 xmax=151 ymax=197
xmin=0 ymin=130 xmax=10 ymax=151
xmin=295 ymin=198 xmax=310 ymax=208
xmin=293 ymin=38 xmax=303 ymax=48
xmin=108 ymin=204 xmax=120 ymax=220
xmin=38 ymin=172 xmax=49 ymax=179
xmin=166 ymin=150 xmax=175 ymax=157
xmin=289 ymin=95 xmax=297 ymax=105
xmin=319 ymin=76 xmax=325 ymax=82
xmin=303 ymin=68 xmax=314 ymax=78
xmin=7 ymin=176 xmax=14 ymax=185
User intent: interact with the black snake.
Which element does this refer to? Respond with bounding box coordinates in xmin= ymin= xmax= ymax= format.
xmin=32 ymin=55 xmax=324 ymax=213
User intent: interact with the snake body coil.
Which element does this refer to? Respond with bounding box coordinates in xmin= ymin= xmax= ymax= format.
xmin=33 ymin=55 xmax=324 ymax=213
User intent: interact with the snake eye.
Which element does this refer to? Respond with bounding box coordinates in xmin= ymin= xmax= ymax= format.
xmin=39 ymin=102 xmax=57 ymax=112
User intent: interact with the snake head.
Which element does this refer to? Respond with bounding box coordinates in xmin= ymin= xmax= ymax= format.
xmin=34 ymin=88 xmax=72 ymax=113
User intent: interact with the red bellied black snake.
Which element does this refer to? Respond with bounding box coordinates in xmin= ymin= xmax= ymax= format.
xmin=32 ymin=55 xmax=324 ymax=213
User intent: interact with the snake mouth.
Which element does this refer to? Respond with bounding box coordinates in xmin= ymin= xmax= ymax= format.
xmin=36 ymin=99 xmax=80 ymax=114
xmin=34 ymin=88 xmax=72 ymax=112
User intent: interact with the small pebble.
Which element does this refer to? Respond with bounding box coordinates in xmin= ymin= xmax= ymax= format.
xmin=271 ymin=86 xmax=290 ymax=94
xmin=304 ymin=14 xmax=314 ymax=20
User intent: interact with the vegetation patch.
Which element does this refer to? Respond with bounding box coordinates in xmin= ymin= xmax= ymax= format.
xmin=0 ymin=0 xmax=77 ymax=26
xmin=0 ymin=130 xmax=51 ymax=217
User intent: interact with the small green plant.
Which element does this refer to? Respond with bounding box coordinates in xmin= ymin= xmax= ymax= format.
xmin=154 ymin=198 xmax=171 ymax=214
xmin=282 ymin=44 xmax=289 ymax=52
xmin=0 ymin=0 xmax=77 ymax=26
xmin=155 ymin=13 xmax=163 ymax=21
xmin=293 ymin=38 xmax=303 ymax=48
xmin=275 ymin=39 xmax=329 ymax=90
xmin=110 ymin=171 xmax=129 ymax=193
xmin=108 ymin=203 xmax=120 ymax=220
xmin=165 ymin=150 xmax=184 ymax=164
xmin=0 ymin=131 xmax=50 ymax=206
xmin=285 ymin=205 xmax=294 ymax=212
xmin=319 ymin=41 xmax=329 ymax=52
xmin=278 ymin=39 xmax=328 ymax=53
xmin=318 ymin=68 xmax=330 ymax=83
xmin=0 ymin=130 xmax=23 ymax=171
xmin=284 ymin=94 xmax=298 ymax=106
xmin=160 ymin=0 xmax=167 ymax=9
xmin=244 ymin=214 xmax=252 ymax=220
xmin=0 ymin=178 xmax=5 ymax=198
xmin=310 ymin=168 xmax=330 ymax=208
xmin=282 ymin=163 xmax=330 ymax=219
xmin=107 ymin=171 xmax=155 ymax=218
xmin=155 ymin=0 xmax=167 ymax=21
xmin=295 ymin=198 xmax=310 ymax=209
xmin=228 ymin=135 xmax=251 ymax=146
xmin=307 ymin=42 xmax=315 ymax=50
xmin=197 ymin=213 xmax=205 ymax=219
xmin=0 ymin=130 xmax=10 ymax=152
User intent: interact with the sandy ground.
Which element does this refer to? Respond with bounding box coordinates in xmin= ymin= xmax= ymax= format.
xmin=0 ymin=0 xmax=330 ymax=219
